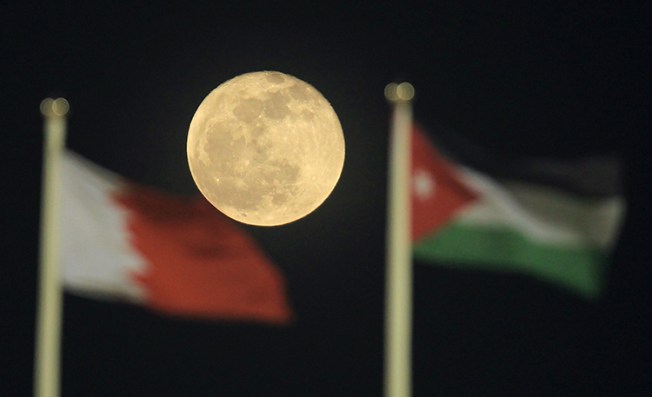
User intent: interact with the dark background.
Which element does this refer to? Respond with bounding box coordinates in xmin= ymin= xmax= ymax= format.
xmin=2 ymin=2 xmax=650 ymax=396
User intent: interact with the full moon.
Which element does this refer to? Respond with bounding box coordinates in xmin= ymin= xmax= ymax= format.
xmin=187 ymin=71 xmax=345 ymax=226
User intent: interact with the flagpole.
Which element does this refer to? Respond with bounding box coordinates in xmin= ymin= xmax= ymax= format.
xmin=384 ymin=82 xmax=414 ymax=397
xmin=35 ymin=97 xmax=69 ymax=397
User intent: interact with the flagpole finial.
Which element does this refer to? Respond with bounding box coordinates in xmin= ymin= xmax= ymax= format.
xmin=384 ymin=82 xmax=415 ymax=103
xmin=40 ymin=97 xmax=69 ymax=117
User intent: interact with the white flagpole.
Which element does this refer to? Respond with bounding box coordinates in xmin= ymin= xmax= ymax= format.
xmin=35 ymin=97 xmax=69 ymax=397
xmin=384 ymin=82 xmax=414 ymax=397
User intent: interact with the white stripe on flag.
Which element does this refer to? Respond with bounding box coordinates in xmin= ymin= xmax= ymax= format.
xmin=60 ymin=151 xmax=146 ymax=301
xmin=454 ymin=166 xmax=625 ymax=248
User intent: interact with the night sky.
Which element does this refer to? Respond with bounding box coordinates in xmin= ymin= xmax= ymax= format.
xmin=2 ymin=3 xmax=650 ymax=396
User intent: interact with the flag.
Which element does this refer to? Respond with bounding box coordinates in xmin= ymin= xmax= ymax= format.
xmin=59 ymin=150 xmax=292 ymax=324
xmin=410 ymin=125 xmax=625 ymax=298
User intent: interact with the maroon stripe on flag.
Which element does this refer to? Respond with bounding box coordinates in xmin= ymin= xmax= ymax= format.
xmin=112 ymin=185 xmax=293 ymax=325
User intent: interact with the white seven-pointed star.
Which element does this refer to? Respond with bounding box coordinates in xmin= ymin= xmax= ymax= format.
xmin=413 ymin=168 xmax=435 ymax=201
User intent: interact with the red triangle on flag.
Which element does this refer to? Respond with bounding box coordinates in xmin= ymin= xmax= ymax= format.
xmin=411 ymin=125 xmax=478 ymax=242
xmin=112 ymin=185 xmax=293 ymax=325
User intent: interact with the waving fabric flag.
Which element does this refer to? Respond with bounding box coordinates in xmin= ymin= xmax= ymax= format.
xmin=410 ymin=125 xmax=625 ymax=298
xmin=60 ymin=150 xmax=292 ymax=324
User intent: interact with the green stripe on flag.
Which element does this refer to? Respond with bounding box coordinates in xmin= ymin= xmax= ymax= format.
xmin=413 ymin=223 xmax=608 ymax=298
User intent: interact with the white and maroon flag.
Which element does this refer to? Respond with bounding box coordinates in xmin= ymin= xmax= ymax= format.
xmin=59 ymin=150 xmax=292 ymax=324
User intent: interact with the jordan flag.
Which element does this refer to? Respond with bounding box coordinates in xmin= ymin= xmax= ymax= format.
xmin=410 ymin=125 xmax=625 ymax=298
xmin=60 ymin=150 xmax=292 ymax=324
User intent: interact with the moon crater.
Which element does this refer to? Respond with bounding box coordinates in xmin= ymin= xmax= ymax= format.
xmin=187 ymin=71 xmax=345 ymax=226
